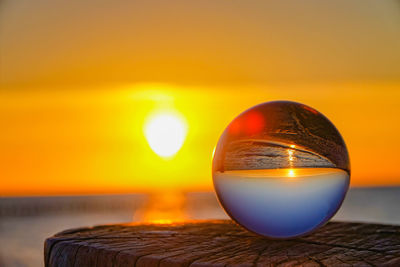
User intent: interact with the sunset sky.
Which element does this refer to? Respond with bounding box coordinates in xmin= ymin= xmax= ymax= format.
xmin=1 ymin=1 xmax=400 ymax=195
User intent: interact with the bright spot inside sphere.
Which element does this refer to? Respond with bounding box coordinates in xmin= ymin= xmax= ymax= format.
xmin=212 ymin=101 xmax=350 ymax=239
xmin=144 ymin=112 xmax=187 ymax=158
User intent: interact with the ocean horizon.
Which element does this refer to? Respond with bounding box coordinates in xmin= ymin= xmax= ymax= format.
xmin=1 ymin=186 xmax=400 ymax=266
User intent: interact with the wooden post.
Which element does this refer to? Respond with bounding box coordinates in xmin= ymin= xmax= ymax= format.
xmin=45 ymin=220 xmax=400 ymax=266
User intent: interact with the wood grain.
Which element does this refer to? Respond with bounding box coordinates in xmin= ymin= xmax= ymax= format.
xmin=45 ymin=220 xmax=400 ymax=267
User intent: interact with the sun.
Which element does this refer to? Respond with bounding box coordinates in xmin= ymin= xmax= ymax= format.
xmin=144 ymin=112 xmax=187 ymax=158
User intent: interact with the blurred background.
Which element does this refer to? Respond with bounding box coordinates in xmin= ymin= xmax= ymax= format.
xmin=1 ymin=0 xmax=400 ymax=266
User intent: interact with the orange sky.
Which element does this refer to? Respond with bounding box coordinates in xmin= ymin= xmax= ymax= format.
xmin=1 ymin=82 xmax=400 ymax=196
xmin=0 ymin=1 xmax=400 ymax=195
xmin=1 ymin=1 xmax=400 ymax=86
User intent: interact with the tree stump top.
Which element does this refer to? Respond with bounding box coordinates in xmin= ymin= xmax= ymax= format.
xmin=45 ymin=220 xmax=400 ymax=267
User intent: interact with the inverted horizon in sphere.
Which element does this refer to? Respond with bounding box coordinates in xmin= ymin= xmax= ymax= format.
xmin=214 ymin=168 xmax=349 ymax=238
xmin=212 ymin=101 xmax=350 ymax=238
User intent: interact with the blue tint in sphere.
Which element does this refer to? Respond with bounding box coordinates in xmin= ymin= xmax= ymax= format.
xmin=212 ymin=101 xmax=350 ymax=238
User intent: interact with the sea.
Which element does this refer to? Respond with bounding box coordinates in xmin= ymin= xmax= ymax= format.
xmin=1 ymin=187 xmax=400 ymax=267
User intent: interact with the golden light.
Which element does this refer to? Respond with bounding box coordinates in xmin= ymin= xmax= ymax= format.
xmin=288 ymin=148 xmax=295 ymax=167
xmin=288 ymin=169 xmax=296 ymax=178
xmin=133 ymin=192 xmax=187 ymax=224
xmin=144 ymin=112 xmax=187 ymax=158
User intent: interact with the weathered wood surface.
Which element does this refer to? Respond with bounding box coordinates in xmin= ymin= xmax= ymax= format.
xmin=45 ymin=220 xmax=400 ymax=267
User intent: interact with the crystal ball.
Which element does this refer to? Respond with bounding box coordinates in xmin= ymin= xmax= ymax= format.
xmin=212 ymin=101 xmax=350 ymax=238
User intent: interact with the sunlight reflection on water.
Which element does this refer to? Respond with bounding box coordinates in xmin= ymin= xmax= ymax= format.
xmin=1 ymin=188 xmax=400 ymax=266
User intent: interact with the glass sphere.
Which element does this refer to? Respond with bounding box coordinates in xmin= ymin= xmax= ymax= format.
xmin=212 ymin=101 xmax=350 ymax=238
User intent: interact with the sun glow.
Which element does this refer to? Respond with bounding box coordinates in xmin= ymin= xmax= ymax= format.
xmin=144 ymin=112 xmax=187 ymax=158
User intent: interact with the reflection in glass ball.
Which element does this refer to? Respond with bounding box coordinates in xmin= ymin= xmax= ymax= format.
xmin=212 ymin=101 xmax=350 ymax=238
